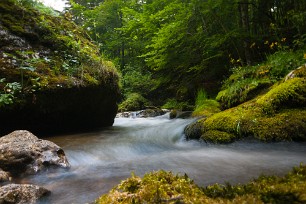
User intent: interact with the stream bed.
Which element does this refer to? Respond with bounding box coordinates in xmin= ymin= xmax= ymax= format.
xmin=21 ymin=114 xmax=306 ymax=203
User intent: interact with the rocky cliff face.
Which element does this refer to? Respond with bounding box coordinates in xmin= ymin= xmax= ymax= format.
xmin=0 ymin=0 xmax=120 ymax=135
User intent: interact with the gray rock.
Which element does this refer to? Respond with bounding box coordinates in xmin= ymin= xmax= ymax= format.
xmin=0 ymin=184 xmax=50 ymax=204
xmin=137 ymin=108 xmax=166 ymax=118
xmin=184 ymin=120 xmax=205 ymax=140
xmin=0 ymin=130 xmax=70 ymax=176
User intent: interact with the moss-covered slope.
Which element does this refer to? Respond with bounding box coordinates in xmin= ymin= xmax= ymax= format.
xmin=0 ymin=0 xmax=120 ymax=135
xmin=185 ymin=64 xmax=306 ymax=143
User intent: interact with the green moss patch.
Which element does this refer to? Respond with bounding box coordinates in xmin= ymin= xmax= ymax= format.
xmin=96 ymin=165 xmax=306 ymax=204
xmin=95 ymin=170 xmax=213 ymax=204
xmin=204 ymin=164 xmax=306 ymax=204
xmin=202 ymin=130 xmax=236 ymax=143
xmin=192 ymin=99 xmax=221 ymax=117
xmin=257 ymin=78 xmax=306 ymax=114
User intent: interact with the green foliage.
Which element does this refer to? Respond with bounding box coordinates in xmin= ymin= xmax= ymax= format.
xmin=13 ymin=0 xmax=59 ymax=16
xmin=0 ymin=0 xmax=118 ymax=91
xmin=118 ymin=93 xmax=149 ymax=111
xmin=257 ymin=78 xmax=306 ymax=114
xmin=202 ymin=130 xmax=236 ymax=144
xmin=195 ymin=89 xmax=208 ymax=107
xmin=121 ymin=65 xmax=155 ymax=96
xmin=217 ymin=49 xmax=306 ymax=109
xmin=67 ymin=0 xmax=306 ymax=106
xmin=186 ymin=66 xmax=306 ymax=143
xmin=161 ymin=99 xmax=193 ymax=111
xmin=0 ymin=79 xmax=22 ymax=107
xmin=193 ymin=89 xmax=221 ymax=117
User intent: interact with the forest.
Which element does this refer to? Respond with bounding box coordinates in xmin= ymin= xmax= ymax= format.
xmin=67 ymin=0 xmax=306 ymax=110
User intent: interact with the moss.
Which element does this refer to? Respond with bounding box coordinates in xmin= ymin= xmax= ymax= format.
xmin=95 ymin=170 xmax=213 ymax=204
xmin=119 ymin=93 xmax=150 ymax=112
xmin=216 ymin=50 xmax=305 ymax=109
xmin=192 ymin=102 xmax=306 ymax=143
xmin=257 ymin=78 xmax=306 ymax=114
xmin=250 ymin=109 xmax=306 ymax=141
xmin=192 ymin=99 xmax=221 ymax=117
xmin=0 ymin=0 xmax=120 ymax=134
xmin=96 ymin=165 xmax=306 ymax=204
xmin=0 ymin=0 xmax=118 ymax=89
xmin=187 ymin=67 xmax=306 ymax=143
xmin=202 ymin=130 xmax=236 ymax=143
xmin=203 ymin=164 xmax=306 ymax=204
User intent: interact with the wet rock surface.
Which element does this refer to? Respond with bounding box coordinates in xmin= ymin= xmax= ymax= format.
xmin=0 ymin=169 xmax=10 ymax=183
xmin=0 ymin=184 xmax=50 ymax=204
xmin=0 ymin=130 xmax=70 ymax=176
xmin=117 ymin=108 xmax=167 ymax=118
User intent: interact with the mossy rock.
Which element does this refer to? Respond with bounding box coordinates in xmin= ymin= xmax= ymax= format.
xmin=95 ymin=165 xmax=306 ymax=204
xmin=192 ymin=99 xmax=221 ymax=117
xmin=185 ymin=71 xmax=306 ymax=143
xmin=249 ymin=109 xmax=306 ymax=141
xmin=0 ymin=0 xmax=120 ymax=134
xmin=118 ymin=93 xmax=149 ymax=112
xmin=202 ymin=130 xmax=236 ymax=143
xmin=184 ymin=120 xmax=205 ymax=140
xmin=257 ymin=78 xmax=306 ymax=114
xmin=203 ymin=164 xmax=306 ymax=203
xmin=95 ymin=170 xmax=214 ymax=204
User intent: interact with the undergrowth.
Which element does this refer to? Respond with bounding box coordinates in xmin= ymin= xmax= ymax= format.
xmin=216 ymin=49 xmax=306 ymax=109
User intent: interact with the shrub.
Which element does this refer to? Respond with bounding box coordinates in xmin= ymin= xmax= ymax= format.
xmin=161 ymin=98 xmax=193 ymax=111
xmin=118 ymin=93 xmax=149 ymax=111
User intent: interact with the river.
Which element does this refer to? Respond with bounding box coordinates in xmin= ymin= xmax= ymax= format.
xmin=21 ymin=114 xmax=306 ymax=203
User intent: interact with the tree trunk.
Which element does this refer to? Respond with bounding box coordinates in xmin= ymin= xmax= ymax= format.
xmin=239 ymin=0 xmax=252 ymax=65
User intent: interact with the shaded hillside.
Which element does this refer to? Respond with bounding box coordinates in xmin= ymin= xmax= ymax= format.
xmin=0 ymin=0 xmax=120 ymax=135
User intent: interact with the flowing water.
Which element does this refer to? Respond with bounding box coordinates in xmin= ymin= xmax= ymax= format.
xmin=21 ymin=114 xmax=306 ymax=203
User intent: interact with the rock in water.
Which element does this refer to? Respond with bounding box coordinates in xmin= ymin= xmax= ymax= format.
xmin=0 ymin=184 xmax=50 ymax=204
xmin=0 ymin=130 xmax=70 ymax=176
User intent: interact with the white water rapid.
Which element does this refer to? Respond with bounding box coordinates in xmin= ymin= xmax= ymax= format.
xmin=21 ymin=114 xmax=306 ymax=203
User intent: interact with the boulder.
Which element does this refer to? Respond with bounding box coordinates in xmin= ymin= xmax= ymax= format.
xmin=0 ymin=184 xmax=50 ymax=204
xmin=137 ymin=108 xmax=166 ymax=118
xmin=0 ymin=130 xmax=70 ymax=176
xmin=0 ymin=1 xmax=120 ymax=135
